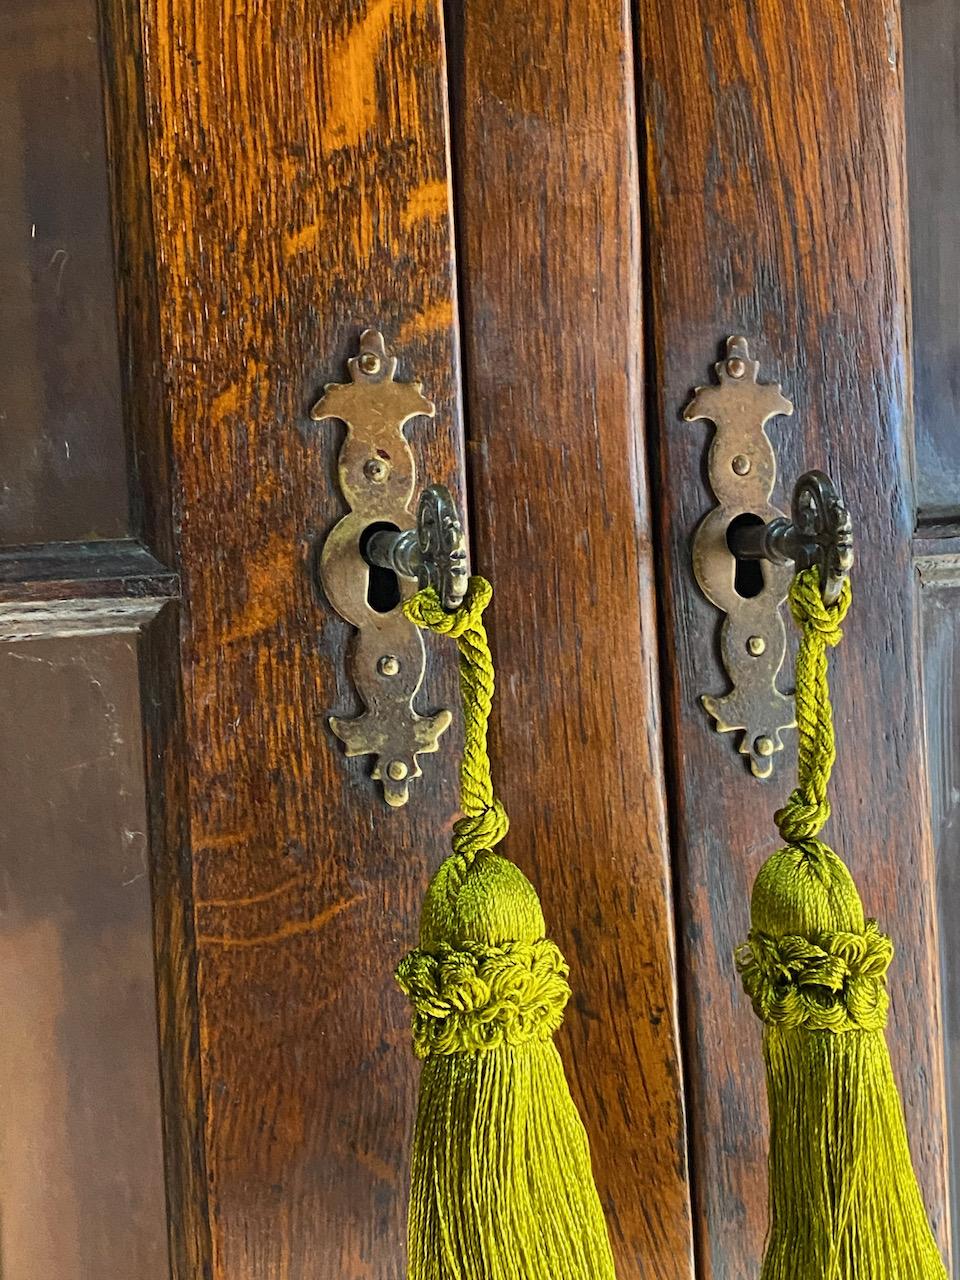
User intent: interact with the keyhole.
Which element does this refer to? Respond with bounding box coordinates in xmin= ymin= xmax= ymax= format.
xmin=359 ymin=521 xmax=401 ymax=613
xmin=726 ymin=513 xmax=766 ymax=599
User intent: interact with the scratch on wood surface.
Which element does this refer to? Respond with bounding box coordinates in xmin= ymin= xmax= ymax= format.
xmin=196 ymin=895 xmax=361 ymax=948
xmin=196 ymin=875 xmax=307 ymax=910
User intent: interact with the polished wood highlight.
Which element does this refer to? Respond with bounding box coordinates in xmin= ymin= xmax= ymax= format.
xmin=139 ymin=0 xmax=464 ymax=1273
xmin=638 ymin=0 xmax=949 ymax=1273
xmin=449 ymin=3 xmax=694 ymax=1275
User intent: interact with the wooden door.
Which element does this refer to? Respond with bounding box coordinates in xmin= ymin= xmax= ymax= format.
xmin=0 ymin=0 xmax=955 ymax=1278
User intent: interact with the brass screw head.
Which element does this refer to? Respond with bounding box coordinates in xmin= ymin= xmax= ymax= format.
xmin=363 ymin=457 xmax=389 ymax=482
xmin=731 ymin=453 xmax=751 ymax=476
xmin=386 ymin=759 xmax=408 ymax=781
xmin=754 ymin=735 xmax=775 ymax=758
xmin=726 ymin=356 xmax=747 ymax=378
xmin=359 ymin=351 xmax=382 ymax=375
xmin=746 ymin=635 xmax=766 ymax=656
xmin=377 ymin=655 xmax=400 ymax=677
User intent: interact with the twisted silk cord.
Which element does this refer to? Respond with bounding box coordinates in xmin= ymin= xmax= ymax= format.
xmin=404 ymin=576 xmax=509 ymax=877
xmin=774 ymin=567 xmax=852 ymax=847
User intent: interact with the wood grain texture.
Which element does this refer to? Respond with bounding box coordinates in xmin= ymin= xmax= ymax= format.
xmin=638 ymin=1 xmax=950 ymax=1274
xmin=138 ymin=603 xmax=213 ymax=1279
xmin=100 ymin=0 xmax=177 ymax=565
xmin=448 ymin=4 xmax=694 ymax=1276
xmin=138 ymin=0 xmax=464 ymax=1274
xmin=98 ymin=3 xmax=210 ymax=1273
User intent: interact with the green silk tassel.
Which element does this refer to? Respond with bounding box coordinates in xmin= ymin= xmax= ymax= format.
xmin=396 ymin=576 xmax=616 ymax=1280
xmin=736 ymin=567 xmax=947 ymax=1280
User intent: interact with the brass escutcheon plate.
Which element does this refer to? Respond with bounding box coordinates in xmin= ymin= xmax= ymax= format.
xmin=311 ymin=329 xmax=452 ymax=806
xmin=685 ymin=336 xmax=795 ymax=779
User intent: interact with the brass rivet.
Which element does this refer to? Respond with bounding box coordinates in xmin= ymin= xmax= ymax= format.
xmin=378 ymin=655 xmax=400 ymax=677
xmin=746 ymin=635 xmax=766 ymax=656
xmin=386 ymin=759 xmax=408 ymax=781
xmin=359 ymin=351 xmax=381 ymax=375
xmin=754 ymin=735 xmax=775 ymax=758
xmin=726 ymin=356 xmax=746 ymax=378
xmin=731 ymin=453 xmax=751 ymax=475
xmin=363 ymin=457 xmax=388 ymax=482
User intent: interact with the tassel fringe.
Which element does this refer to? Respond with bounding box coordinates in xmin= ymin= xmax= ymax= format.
xmin=759 ymin=1026 xmax=945 ymax=1280
xmin=407 ymin=1044 xmax=615 ymax=1280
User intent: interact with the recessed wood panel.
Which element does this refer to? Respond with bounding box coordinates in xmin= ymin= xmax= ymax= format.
xmin=0 ymin=633 xmax=168 ymax=1279
xmin=920 ymin=574 xmax=960 ymax=1257
xmin=903 ymin=0 xmax=960 ymax=522
xmin=0 ymin=1 xmax=129 ymax=545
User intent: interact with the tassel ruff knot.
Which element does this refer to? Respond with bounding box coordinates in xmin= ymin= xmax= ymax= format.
xmin=736 ymin=919 xmax=892 ymax=1032
xmin=396 ymin=938 xmax=571 ymax=1058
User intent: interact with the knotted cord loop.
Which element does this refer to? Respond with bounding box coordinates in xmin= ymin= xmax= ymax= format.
xmin=774 ymin=568 xmax=852 ymax=844
xmin=404 ymin=576 xmax=509 ymax=862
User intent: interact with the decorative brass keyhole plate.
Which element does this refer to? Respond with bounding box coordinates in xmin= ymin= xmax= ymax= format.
xmin=685 ymin=337 xmax=795 ymax=778
xmin=311 ymin=329 xmax=452 ymax=806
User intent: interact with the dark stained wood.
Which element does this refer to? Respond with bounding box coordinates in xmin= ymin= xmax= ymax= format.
xmin=919 ymin=572 xmax=960 ymax=1260
xmin=639 ymin=1 xmax=950 ymax=1273
xmin=903 ymin=0 xmax=960 ymax=522
xmin=93 ymin=4 xmax=207 ymax=1269
xmin=98 ymin=0 xmax=178 ymax=567
xmin=138 ymin=602 xmax=212 ymax=1279
xmin=448 ymin=4 xmax=694 ymax=1275
xmin=0 ymin=539 xmax=178 ymax=601
xmin=0 ymin=632 xmax=169 ymax=1278
xmin=0 ymin=0 xmax=130 ymax=546
xmin=138 ymin=0 xmax=464 ymax=1274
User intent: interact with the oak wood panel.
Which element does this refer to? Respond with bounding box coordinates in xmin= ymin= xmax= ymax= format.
xmin=638 ymin=1 xmax=949 ymax=1274
xmin=139 ymin=0 xmax=464 ymax=1274
xmin=920 ymin=575 xmax=960 ymax=1260
xmin=0 ymin=633 xmax=168 ymax=1279
xmin=449 ymin=4 xmax=694 ymax=1276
